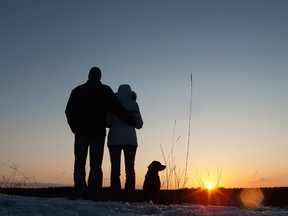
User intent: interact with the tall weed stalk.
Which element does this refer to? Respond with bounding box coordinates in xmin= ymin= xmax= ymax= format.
xmin=183 ymin=73 xmax=193 ymax=188
xmin=160 ymin=73 xmax=193 ymax=190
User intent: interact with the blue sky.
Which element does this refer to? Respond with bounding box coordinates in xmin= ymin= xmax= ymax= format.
xmin=1 ymin=0 xmax=288 ymax=188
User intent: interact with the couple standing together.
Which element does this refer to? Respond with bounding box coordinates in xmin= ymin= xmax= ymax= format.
xmin=65 ymin=67 xmax=143 ymax=201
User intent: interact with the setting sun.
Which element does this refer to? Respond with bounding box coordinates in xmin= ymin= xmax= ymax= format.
xmin=205 ymin=182 xmax=216 ymax=190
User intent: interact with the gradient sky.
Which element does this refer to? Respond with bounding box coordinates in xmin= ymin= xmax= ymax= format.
xmin=1 ymin=0 xmax=288 ymax=189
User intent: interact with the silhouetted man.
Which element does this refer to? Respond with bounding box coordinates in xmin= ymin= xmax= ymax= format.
xmin=65 ymin=67 xmax=134 ymax=200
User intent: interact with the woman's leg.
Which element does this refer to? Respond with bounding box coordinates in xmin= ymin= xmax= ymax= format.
xmin=108 ymin=145 xmax=122 ymax=200
xmin=123 ymin=145 xmax=137 ymax=201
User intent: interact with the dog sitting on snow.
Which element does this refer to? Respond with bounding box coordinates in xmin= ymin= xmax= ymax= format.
xmin=143 ymin=161 xmax=166 ymax=203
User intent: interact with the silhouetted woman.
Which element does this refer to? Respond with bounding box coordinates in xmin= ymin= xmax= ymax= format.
xmin=106 ymin=84 xmax=143 ymax=201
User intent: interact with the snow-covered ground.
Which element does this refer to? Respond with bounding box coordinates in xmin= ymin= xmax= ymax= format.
xmin=1 ymin=194 xmax=288 ymax=216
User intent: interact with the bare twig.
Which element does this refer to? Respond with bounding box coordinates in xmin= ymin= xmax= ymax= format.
xmin=183 ymin=73 xmax=193 ymax=188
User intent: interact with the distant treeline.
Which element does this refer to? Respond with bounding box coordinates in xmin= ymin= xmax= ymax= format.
xmin=1 ymin=187 xmax=288 ymax=208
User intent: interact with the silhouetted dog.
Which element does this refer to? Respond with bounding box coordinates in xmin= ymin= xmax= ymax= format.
xmin=143 ymin=161 xmax=166 ymax=203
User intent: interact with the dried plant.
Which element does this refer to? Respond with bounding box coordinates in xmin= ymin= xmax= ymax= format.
xmin=160 ymin=73 xmax=193 ymax=190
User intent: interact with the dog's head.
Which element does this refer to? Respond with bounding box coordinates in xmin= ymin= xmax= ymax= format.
xmin=148 ymin=161 xmax=166 ymax=172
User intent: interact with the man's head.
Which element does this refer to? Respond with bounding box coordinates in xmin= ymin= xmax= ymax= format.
xmin=88 ymin=67 xmax=102 ymax=81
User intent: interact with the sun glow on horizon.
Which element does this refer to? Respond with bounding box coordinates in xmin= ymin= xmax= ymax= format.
xmin=205 ymin=181 xmax=216 ymax=191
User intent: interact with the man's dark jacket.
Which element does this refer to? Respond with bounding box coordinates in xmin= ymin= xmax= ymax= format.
xmin=65 ymin=79 xmax=132 ymax=136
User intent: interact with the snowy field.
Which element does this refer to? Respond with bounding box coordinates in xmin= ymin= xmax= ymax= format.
xmin=1 ymin=194 xmax=288 ymax=216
